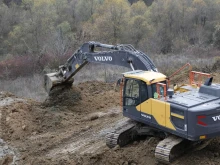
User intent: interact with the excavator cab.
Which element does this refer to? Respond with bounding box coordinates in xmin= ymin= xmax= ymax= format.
xmin=122 ymin=70 xmax=168 ymax=119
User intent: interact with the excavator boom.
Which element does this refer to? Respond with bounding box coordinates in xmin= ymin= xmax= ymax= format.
xmin=44 ymin=41 xmax=157 ymax=93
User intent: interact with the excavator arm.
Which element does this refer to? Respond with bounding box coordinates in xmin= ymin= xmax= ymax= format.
xmin=44 ymin=41 xmax=157 ymax=93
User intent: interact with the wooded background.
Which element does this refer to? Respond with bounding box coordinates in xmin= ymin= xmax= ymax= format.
xmin=0 ymin=0 xmax=220 ymax=78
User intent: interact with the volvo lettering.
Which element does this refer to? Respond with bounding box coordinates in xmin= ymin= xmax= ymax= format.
xmin=212 ymin=115 xmax=220 ymax=121
xmin=94 ymin=56 xmax=112 ymax=62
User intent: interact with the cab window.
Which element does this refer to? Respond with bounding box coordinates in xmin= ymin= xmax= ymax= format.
xmin=124 ymin=79 xmax=140 ymax=106
xmin=151 ymin=81 xmax=167 ymax=99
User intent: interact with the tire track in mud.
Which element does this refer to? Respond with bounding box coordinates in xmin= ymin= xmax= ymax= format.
xmin=18 ymin=107 xmax=124 ymax=160
xmin=45 ymin=113 xmax=127 ymax=158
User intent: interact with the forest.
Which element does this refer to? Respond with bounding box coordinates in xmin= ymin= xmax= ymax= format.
xmin=0 ymin=0 xmax=220 ymax=99
xmin=1 ymin=0 xmax=220 ymax=55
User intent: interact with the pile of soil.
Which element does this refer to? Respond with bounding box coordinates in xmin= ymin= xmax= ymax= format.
xmin=44 ymin=81 xmax=120 ymax=111
xmin=1 ymin=81 xmax=120 ymax=139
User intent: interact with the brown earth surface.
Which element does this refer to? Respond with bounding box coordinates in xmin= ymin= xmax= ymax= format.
xmin=0 ymin=74 xmax=220 ymax=165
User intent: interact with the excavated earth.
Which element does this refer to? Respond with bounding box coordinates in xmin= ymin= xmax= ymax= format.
xmin=0 ymin=73 xmax=220 ymax=165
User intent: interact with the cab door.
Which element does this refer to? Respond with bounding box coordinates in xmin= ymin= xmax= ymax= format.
xmin=123 ymin=78 xmax=141 ymax=118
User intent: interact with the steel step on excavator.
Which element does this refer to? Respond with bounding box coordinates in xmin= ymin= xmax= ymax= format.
xmin=44 ymin=41 xmax=220 ymax=164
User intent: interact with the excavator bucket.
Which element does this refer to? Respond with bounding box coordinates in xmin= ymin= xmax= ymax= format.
xmin=44 ymin=72 xmax=62 ymax=93
xmin=44 ymin=72 xmax=74 ymax=93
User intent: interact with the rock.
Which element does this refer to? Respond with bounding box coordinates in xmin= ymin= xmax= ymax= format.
xmin=22 ymin=155 xmax=26 ymax=160
xmin=3 ymin=145 xmax=9 ymax=150
xmin=32 ymin=131 xmax=37 ymax=135
xmin=11 ymin=109 xmax=18 ymax=113
xmin=90 ymin=114 xmax=99 ymax=121
xmin=22 ymin=125 xmax=26 ymax=130
xmin=133 ymin=141 xmax=138 ymax=145
xmin=6 ymin=117 xmax=10 ymax=122
xmin=81 ymin=125 xmax=92 ymax=132
xmin=113 ymin=145 xmax=120 ymax=151
xmin=130 ymin=163 xmax=137 ymax=165
xmin=20 ymin=148 xmax=27 ymax=152
xmin=122 ymin=161 xmax=128 ymax=165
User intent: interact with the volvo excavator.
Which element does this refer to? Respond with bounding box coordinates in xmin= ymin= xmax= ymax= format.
xmin=44 ymin=41 xmax=220 ymax=164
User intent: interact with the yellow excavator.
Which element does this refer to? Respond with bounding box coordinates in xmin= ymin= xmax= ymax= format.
xmin=45 ymin=42 xmax=220 ymax=164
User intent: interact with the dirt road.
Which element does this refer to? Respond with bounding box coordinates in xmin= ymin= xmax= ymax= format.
xmin=1 ymin=78 xmax=220 ymax=165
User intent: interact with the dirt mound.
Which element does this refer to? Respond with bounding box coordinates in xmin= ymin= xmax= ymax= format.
xmin=43 ymin=85 xmax=82 ymax=107
xmin=1 ymin=81 xmax=119 ymax=141
xmin=44 ymin=81 xmax=120 ymax=112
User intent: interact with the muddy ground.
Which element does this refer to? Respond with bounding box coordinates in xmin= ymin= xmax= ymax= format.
xmin=1 ymin=73 xmax=220 ymax=165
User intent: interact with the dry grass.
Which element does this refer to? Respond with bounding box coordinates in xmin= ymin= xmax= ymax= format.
xmin=213 ymin=73 xmax=220 ymax=83
xmin=0 ymin=74 xmax=47 ymax=101
xmin=150 ymin=54 xmax=218 ymax=76
xmin=73 ymin=63 xmax=129 ymax=83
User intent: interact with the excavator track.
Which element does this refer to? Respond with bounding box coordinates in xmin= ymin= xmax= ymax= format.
xmin=106 ymin=119 xmax=212 ymax=163
xmin=155 ymin=135 xmax=212 ymax=164
xmin=106 ymin=119 xmax=137 ymax=148
xmin=155 ymin=135 xmax=185 ymax=164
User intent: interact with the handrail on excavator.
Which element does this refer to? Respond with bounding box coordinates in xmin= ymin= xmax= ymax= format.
xmin=190 ymin=71 xmax=211 ymax=87
xmin=168 ymin=63 xmax=211 ymax=87
xmin=168 ymin=63 xmax=192 ymax=86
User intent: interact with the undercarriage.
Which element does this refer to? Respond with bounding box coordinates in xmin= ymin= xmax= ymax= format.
xmin=105 ymin=119 xmax=212 ymax=164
